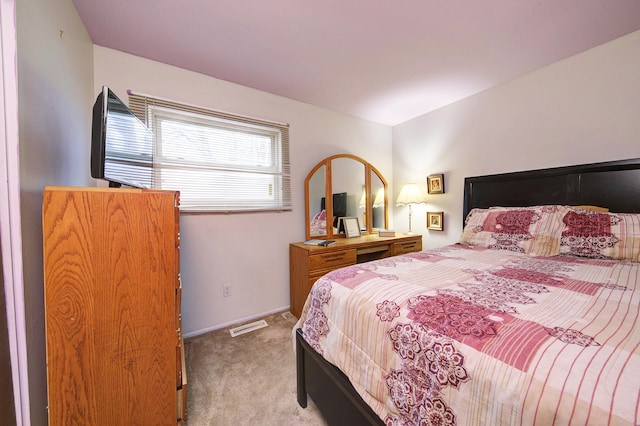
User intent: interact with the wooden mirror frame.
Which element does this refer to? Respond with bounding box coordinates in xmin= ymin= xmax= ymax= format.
xmin=305 ymin=154 xmax=388 ymax=240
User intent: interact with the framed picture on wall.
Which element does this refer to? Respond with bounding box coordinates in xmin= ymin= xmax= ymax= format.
xmin=427 ymin=174 xmax=444 ymax=194
xmin=427 ymin=211 xmax=444 ymax=231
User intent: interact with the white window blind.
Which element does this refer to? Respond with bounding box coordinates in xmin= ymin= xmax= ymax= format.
xmin=128 ymin=92 xmax=291 ymax=212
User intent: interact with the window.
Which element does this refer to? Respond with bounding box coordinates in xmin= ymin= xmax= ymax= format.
xmin=128 ymin=93 xmax=291 ymax=212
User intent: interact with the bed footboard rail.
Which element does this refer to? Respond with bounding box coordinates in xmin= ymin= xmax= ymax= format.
xmin=295 ymin=328 xmax=384 ymax=425
xmin=295 ymin=328 xmax=308 ymax=408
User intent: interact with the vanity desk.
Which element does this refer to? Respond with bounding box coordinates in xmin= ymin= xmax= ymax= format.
xmin=289 ymin=233 xmax=422 ymax=317
xmin=290 ymin=153 xmax=423 ymax=318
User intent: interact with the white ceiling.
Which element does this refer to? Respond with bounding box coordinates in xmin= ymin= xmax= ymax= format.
xmin=72 ymin=0 xmax=640 ymax=126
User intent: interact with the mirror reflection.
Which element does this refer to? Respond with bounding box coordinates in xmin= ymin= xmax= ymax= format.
xmin=305 ymin=154 xmax=389 ymax=240
xmin=358 ymin=186 xmax=367 ymax=230
xmin=331 ymin=157 xmax=365 ymax=235
xmin=309 ymin=165 xmax=327 ymax=237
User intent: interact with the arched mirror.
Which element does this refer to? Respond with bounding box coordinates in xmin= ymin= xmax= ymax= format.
xmin=305 ymin=154 xmax=388 ymax=240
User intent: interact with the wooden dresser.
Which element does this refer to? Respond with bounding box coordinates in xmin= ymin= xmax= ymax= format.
xmin=289 ymin=233 xmax=422 ymax=317
xmin=42 ymin=186 xmax=187 ymax=425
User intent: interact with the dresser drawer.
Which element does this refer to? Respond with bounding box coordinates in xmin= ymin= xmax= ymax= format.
xmin=391 ymin=239 xmax=422 ymax=255
xmin=306 ymin=267 xmax=341 ymax=298
xmin=305 ymin=275 xmax=321 ymax=300
xmin=309 ymin=249 xmax=357 ymax=270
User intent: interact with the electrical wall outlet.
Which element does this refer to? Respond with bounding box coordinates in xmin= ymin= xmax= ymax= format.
xmin=223 ymin=283 xmax=232 ymax=297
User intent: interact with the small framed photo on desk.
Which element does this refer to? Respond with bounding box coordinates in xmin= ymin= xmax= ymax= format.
xmin=342 ymin=217 xmax=361 ymax=238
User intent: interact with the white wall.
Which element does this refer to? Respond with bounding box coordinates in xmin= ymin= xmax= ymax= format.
xmin=16 ymin=0 xmax=94 ymax=423
xmin=93 ymin=47 xmax=393 ymax=336
xmin=392 ymin=30 xmax=640 ymax=250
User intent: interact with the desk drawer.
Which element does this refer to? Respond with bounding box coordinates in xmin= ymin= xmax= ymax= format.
xmin=309 ymin=249 xmax=357 ymax=270
xmin=307 ymin=264 xmax=345 ymax=296
xmin=391 ymin=239 xmax=422 ymax=255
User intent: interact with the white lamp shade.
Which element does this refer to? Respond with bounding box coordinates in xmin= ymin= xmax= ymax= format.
xmin=396 ymin=183 xmax=426 ymax=205
xmin=358 ymin=188 xmax=367 ymax=209
xmin=373 ymin=188 xmax=385 ymax=207
xmin=360 ymin=187 xmax=386 ymax=208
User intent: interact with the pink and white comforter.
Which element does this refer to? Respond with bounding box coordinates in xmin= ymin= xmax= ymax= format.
xmin=296 ymin=244 xmax=640 ymax=425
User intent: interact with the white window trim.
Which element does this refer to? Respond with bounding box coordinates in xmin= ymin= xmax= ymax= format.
xmin=128 ymin=92 xmax=291 ymax=213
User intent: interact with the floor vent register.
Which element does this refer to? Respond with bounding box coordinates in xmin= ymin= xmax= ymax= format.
xmin=229 ymin=319 xmax=269 ymax=337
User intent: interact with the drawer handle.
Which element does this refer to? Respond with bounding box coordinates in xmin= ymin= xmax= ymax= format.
xmin=399 ymin=242 xmax=417 ymax=247
xmin=321 ymin=253 xmax=347 ymax=261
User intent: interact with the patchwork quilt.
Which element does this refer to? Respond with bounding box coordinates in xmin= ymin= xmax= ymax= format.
xmin=296 ymin=244 xmax=640 ymax=425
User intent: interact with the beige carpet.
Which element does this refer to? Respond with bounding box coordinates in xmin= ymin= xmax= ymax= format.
xmin=184 ymin=311 xmax=328 ymax=425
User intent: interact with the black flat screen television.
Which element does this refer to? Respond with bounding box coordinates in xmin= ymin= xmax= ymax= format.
xmin=90 ymin=86 xmax=153 ymax=188
xmin=321 ymin=192 xmax=347 ymax=228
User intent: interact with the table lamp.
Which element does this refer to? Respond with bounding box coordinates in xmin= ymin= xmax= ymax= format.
xmin=396 ymin=183 xmax=426 ymax=234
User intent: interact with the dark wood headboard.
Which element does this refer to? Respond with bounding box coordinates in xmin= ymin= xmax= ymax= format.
xmin=463 ymin=158 xmax=640 ymax=222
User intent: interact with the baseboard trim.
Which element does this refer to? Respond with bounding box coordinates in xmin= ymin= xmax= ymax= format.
xmin=183 ymin=305 xmax=292 ymax=339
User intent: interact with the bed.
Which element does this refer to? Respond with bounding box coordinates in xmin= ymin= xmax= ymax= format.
xmin=294 ymin=158 xmax=640 ymax=425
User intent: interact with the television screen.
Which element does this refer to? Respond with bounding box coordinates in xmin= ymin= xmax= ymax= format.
xmin=331 ymin=192 xmax=347 ymax=218
xmin=91 ymin=86 xmax=153 ymax=189
xmin=321 ymin=192 xmax=347 ymax=228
